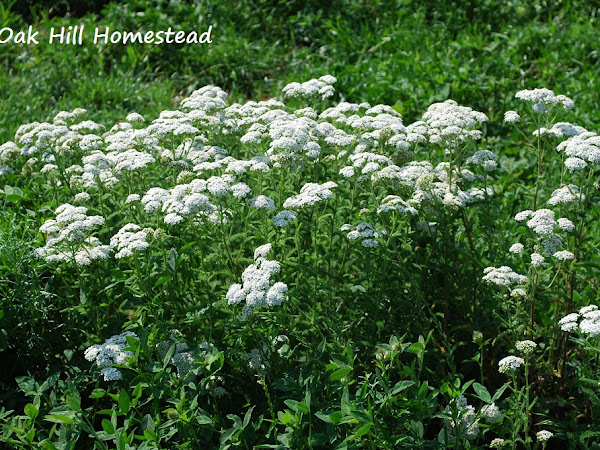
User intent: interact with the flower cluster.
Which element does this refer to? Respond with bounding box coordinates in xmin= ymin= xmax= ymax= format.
xmin=422 ymin=99 xmax=488 ymax=144
xmin=559 ymin=305 xmax=600 ymax=336
xmin=226 ymin=244 xmax=288 ymax=317
xmin=36 ymin=203 xmax=110 ymax=265
xmin=283 ymin=181 xmax=337 ymax=209
xmin=515 ymin=340 xmax=537 ymax=356
xmin=272 ymin=210 xmax=297 ymax=227
xmin=443 ymin=395 xmax=479 ymax=441
xmin=282 ymin=75 xmax=337 ymax=100
xmin=558 ymin=129 xmax=600 ymax=163
xmin=482 ymin=266 xmax=527 ymax=286
xmin=498 ymin=355 xmax=525 ymax=373
xmin=110 ymin=224 xmax=151 ymax=259
xmin=536 ymin=430 xmax=553 ymax=443
xmin=341 ymin=222 xmax=386 ymax=248
xmin=84 ymin=331 xmax=137 ymax=381
xmin=515 ymin=88 xmax=574 ymax=112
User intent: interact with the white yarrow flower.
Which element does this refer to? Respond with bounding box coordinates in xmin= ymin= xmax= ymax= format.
xmin=515 ymin=340 xmax=537 ymax=356
xmin=536 ymin=430 xmax=553 ymax=443
xmin=531 ymin=252 xmax=545 ymax=267
xmin=84 ymin=331 xmax=137 ymax=381
xmin=504 ymin=110 xmax=520 ymax=123
xmin=553 ymin=250 xmax=575 ymax=261
xmin=498 ymin=356 xmax=524 ymax=373
xmin=509 ymin=243 xmax=524 ymax=254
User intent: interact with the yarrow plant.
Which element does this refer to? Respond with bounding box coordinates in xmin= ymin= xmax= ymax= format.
xmin=84 ymin=331 xmax=137 ymax=381
xmin=4 ymin=72 xmax=600 ymax=448
xmin=226 ymin=244 xmax=288 ymax=317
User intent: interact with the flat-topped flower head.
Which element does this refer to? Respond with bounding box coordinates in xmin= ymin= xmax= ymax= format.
xmin=249 ymin=195 xmax=275 ymax=210
xmin=498 ymin=355 xmax=525 ymax=373
xmin=480 ymin=403 xmax=502 ymax=423
xmin=536 ymin=430 xmax=553 ymax=443
xmin=516 ymin=340 xmax=537 ymax=356
xmin=272 ymin=210 xmax=297 ymax=227
xmin=490 ymin=438 xmax=506 ymax=448
xmin=547 ymin=184 xmax=584 ymax=206
xmin=110 ymin=224 xmax=150 ymax=259
xmin=282 ymin=75 xmax=337 ymax=100
xmin=283 ymin=181 xmax=337 ymax=209
xmin=564 ymin=157 xmax=587 ymax=172
xmin=482 ymin=266 xmax=527 ymax=286
xmin=341 ymin=222 xmax=386 ymax=248
xmin=558 ymin=130 xmax=600 ymax=162
xmin=504 ymin=110 xmax=520 ymax=123
xmin=466 ymin=150 xmax=498 ymax=171
xmin=526 ymin=209 xmax=556 ymax=235
xmin=227 ymin=244 xmax=287 ymax=317
xmin=557 ymin=218 xmax=575 ymax=232
xmin=515 ymin=88 xmax=574 ymax=112
xmin=423 ymin=99 xmax=487 ymax=144
xmin=558 ymin=306 xmax=600 ymax=335
xmin=36 ymin=203 xmax=109 ymax=265
xmin=509 ymin=243 xmax=524 ymax=254
xmin=559 ymin=313 xmax=580 ymax=332
xmin=553 ymin=250 xmax=574 ymax=261
xmin=84 ymin=331 xmax=137 ymax=381
xmin=531 ymin=252 xmax=545 ymax=267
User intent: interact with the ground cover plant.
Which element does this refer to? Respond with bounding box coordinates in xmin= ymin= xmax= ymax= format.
xmin=2 ymin=1 xmax=600 ymax=449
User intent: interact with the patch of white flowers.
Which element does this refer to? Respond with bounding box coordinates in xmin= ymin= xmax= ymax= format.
xmin=559 ymin=305 xmax=600 ymax=336
xmin=536 ymin=430 xmax=553 ymax=443
xmin=498 ymin=355 xmax=525 ymax=373
xmin=226 ymin=244 xmax=288 ymax=317
xmin=515 ymin=340 xmax=537 ymax=356
xmin=272 ymin=210 xmax=297 ymax=227
xmin=422 ymin=99 xmax=488 ymax=145
xmin=283 ymin=181 xmax=337 ymax=209
xmin=84 ymin=331 xmax=137 ymax=381
xmin=110 ymin=224 xmax=151 ymax=259
xmin=341 ymin=222 xmax=386 ymax=248
xmin=515 ymin=88 xmax=574 ymax=112
xmin=504 ymin=110 xmax=520 ymax=123
xmin=282 ymin=75 xmax=337 ymax=100
xmin=443 ymin=395 xmax=479 ymax=441
xmin=36 ymin=204 xmax=110 ymax=266
xmin=482 ymin=266 xmax=527 ymax=286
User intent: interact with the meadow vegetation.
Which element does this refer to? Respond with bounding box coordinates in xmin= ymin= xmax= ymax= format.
xmin=1 ymin=1 xmax=600 ymax=448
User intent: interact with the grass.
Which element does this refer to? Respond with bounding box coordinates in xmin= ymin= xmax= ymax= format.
xmin=1 ymin=1 xmax=598 ymax=143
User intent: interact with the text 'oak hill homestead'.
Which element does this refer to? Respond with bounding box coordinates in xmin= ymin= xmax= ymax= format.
xmin=0 ymin=25 xmax=213 ymax=45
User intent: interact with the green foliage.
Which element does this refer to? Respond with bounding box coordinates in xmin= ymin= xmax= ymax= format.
xmin=2 ymin=1 xmax=600 ymax=448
